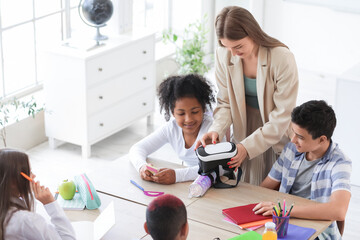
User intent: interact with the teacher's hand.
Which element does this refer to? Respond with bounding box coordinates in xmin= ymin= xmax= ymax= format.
xmin=152 ymin=168 xmax=176 ymax=185
xmin=139 ymin=165 xmax=154 ymax=181
xmin=195 ymin=131 xmax=219 ymax=149
xmin=228 ymin=144 xmax=248 ymax=172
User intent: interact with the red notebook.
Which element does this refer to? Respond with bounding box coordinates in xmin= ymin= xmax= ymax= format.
xmin=222 ymin=203 xmax=271 ymax=225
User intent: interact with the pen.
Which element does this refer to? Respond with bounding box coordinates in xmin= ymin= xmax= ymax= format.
xmin=20 ymin=172 xmax=33 ymax=182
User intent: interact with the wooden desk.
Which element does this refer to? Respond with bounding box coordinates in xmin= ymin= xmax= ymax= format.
xmin=87 ymin=155 xmax=212 ymax=206
xmin=186 ymin=181 xmax=331 ymax=240
xmin=86 ymin=156 xmax=331 ymax=240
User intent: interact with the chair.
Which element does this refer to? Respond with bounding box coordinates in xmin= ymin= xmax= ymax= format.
xmin=337 ymin=220 xmax=345 ymax=236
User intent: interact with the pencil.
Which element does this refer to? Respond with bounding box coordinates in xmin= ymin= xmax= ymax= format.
xmin=20 ymin=172 xmax=33 ymax=182
xmin=278 ymin=199 xmax=282 ymax=212
xmin=286 ymin=203 xmax=294 ymax=216
xmin=272 ymin=207 xmax=278 ymax=216
xmin=283 ymin=199 xmax=286 ymax=214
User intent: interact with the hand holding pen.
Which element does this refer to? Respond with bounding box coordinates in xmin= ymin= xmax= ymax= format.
xmin=21 ymin=172 xmax=55 ymax=205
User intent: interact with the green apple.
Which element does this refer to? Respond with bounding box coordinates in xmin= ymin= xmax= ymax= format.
xmin=59 ymin=179 xmax=76 ymax=200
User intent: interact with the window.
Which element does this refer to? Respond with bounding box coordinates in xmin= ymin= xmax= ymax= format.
xmin=132 ymin=0 xmax=203 ymax=40
xmin=0 ymin=0 xmax=70 ymax=99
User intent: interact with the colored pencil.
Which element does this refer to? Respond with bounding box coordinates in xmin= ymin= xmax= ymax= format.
xmin=286 ymin=203 xmax=294 ymax=216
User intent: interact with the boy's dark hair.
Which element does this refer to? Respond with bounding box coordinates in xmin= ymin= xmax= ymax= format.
xmin=291 ymin=100 xmax=336 ymax=140
xmin=146 ymin=194 xmax=187 ymax=240
xmin=158 ymin=74 xmax=216 ymax=121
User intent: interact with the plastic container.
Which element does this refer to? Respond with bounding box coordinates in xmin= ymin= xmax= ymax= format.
xmin=188 ymin=173 xmax=215 ymax=198
xmin=262 ymin=222 xmax=277 ymax=240
xmin=273 ymin=214 xmax=290 ymax=238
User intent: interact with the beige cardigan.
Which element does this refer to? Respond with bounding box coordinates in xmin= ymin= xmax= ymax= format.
xmin=209 ymin=46 xmax=299 ymax=159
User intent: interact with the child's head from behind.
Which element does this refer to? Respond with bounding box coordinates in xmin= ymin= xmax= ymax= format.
xmin=158 ymin=74 xmax=215 ymax=121
xmin=291 ymin=100 xmax=336 ymax=153
xmin=145 ymin=194 xmax=188 ymax=240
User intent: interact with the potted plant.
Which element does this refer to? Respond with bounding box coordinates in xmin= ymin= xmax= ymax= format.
xmin=0 ymin=96 xmax=42 ymax=147
xmin=162 ymin=16 xmax=210 ymax=75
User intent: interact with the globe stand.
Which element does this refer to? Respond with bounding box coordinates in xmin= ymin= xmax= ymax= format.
xmin=94 ymin=26 xmax=108 ymax=41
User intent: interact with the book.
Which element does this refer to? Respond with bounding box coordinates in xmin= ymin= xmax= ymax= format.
xmin=227 ymin=231 xmax=262 ymax=240
xmin=222 ymin=203 xmax=271 ymax=225
xmin=56 ymin=192 xmax=86 ymax=210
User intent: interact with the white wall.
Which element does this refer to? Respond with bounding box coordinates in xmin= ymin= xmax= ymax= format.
xmin=262 ymin=0 xmax=360 ymax=75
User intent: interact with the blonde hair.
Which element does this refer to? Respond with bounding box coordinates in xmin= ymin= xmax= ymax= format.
xmin=215 ymin=6 xmax=287 ymax=49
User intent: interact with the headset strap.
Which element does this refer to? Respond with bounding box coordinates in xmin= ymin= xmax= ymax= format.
xmin=213 ymin=167 xmax=242 ymax=189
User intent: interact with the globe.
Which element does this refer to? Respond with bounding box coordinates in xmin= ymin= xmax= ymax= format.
xmin=79 ymin=0 xmax=114 ymax=41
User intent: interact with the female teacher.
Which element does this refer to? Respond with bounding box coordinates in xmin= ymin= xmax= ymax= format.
xmin=196 ymin=6 xmax=299 ymax=185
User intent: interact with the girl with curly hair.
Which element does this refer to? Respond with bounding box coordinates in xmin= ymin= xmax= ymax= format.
xmin=130 ymin=74 xmax=216 ymax=184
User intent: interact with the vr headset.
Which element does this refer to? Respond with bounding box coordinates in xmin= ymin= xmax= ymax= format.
xmin=196 ymin=142 xmax=242 ymax=188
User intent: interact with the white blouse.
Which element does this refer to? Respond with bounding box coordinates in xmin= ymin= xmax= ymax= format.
xmin=4 ymin=198 xmax=76 ymax=240
xmin=129 ymin=114 xmax=213 ymax=182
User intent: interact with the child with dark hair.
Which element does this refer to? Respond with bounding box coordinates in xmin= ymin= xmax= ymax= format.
xmin=130 ymin=74 xmax=216 ymax=184
xmin=253 ymin=100 xmax=351 ymax=239
xmin=144 ymin=194 xmax=188 ymax=240
xmin=0 ymin=149 xmax=75 ymax=240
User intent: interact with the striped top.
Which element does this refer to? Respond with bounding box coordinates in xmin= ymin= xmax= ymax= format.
xmin=268 ymin=141 xmax=352 ymax=240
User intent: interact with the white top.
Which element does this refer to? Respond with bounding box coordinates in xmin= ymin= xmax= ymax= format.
xmin=4 ymin=198 xmax=76 ymax=240
xmin=130 ymin=114 xmax=213 ymax=182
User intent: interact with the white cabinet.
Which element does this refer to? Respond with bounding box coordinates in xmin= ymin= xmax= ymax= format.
xmin=42 ymin=33 xmax=155 ymax=158
xmin=334 ymin=63 xmax=360 ymax=186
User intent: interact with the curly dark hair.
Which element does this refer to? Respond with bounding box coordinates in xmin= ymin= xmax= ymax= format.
xmin=158 ymin=74 xmax=216 ymax=121
xmin=291 ymin=100 xmax=336 ymax=140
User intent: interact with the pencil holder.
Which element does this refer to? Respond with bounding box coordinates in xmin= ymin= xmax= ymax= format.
xmin=272 ymin=214 xmax=290 ymax=238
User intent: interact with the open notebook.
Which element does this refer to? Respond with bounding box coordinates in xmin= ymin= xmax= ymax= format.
xmin=72 ymin=202 xmax=116 ymax=240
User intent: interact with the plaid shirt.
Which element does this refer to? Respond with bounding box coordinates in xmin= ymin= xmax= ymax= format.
xmin=268 ymin=141 xmax=352 ymax=240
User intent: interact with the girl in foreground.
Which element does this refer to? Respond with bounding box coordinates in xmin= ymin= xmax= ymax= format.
xmin=0 ymin=148 xmax=75 ymax=240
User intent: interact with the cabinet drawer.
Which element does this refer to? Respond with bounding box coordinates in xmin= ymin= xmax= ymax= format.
xmin=86 ymin=36 xmax=155 ymax=86
xmin=87 ymin=63 xmax=155 ymax=115
xmin=88 ymin=89 xmax=154 ymax=142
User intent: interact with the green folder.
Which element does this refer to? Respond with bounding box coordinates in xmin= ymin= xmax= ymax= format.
xmin=228 ymin=231 xmax=262 ymax=240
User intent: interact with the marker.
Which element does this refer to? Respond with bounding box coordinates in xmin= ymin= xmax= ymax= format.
xmin=20 ymin=172 xmax=33 ymax=182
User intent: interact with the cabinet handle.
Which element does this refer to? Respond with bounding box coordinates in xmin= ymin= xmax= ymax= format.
xmin=142 ymin=50 xmax=147 ymax=54
xmin=98 ymin=67 xmax=103 ymax=72
xmin=99 ymin=123 xmax=104 ymax=127
xmin=143 ymin=77 xmax=147 ymax=80
xmin=142 ymin=102 xmax=147 ymax=106
xmin=99 ymin=96 xmax=103 ymax=100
